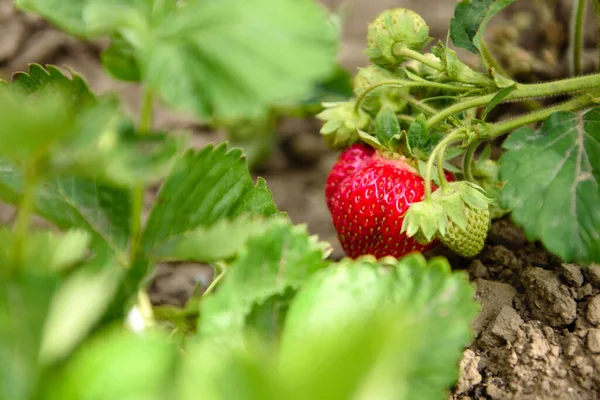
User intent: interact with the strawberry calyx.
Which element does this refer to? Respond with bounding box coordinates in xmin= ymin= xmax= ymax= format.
xmin=317 ymin=100 xmax=370 ymax=149
xmin=401 ymin=181 xmax=493 ymax=244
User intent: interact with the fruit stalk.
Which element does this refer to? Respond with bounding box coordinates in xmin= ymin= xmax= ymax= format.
xmin=463 ymin=141 xmax=479 ymax=183
xmin=424 ymin=130 xmax=465 ymax=199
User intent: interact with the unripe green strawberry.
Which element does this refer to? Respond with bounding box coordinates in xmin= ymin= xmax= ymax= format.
xmin=365 ymin=8 xmax=430 ymax=68
xmin=353 ymin=65 xmax=409 ymax=114
xmin=437 ymin=205 xmax=490 ymax=258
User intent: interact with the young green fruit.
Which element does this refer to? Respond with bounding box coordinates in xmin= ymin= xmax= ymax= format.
xmin=353 ymin=65 xmax=409 ymax=114
xmin=437 ymin=206 xmax=490 ymax=258
xmin=365 ymin=8 xmax=430 ymax=69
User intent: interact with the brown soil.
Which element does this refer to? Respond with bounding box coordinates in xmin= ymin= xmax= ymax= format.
xmin=1 ymin=1 xmax=599 ymax=399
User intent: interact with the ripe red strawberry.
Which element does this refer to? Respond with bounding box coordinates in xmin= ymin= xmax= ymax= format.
xmin=326 ymin=143 xmax=451 ymax=259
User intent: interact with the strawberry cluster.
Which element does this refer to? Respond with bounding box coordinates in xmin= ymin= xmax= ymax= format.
xmin=321 ymin=8 xmax=492 ymax=260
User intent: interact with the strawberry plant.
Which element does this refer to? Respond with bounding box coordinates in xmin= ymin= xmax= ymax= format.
xmin=0 ymin=0 xmax=479 ymax=400
xmin=322 ymin=1 xmax=600 ymax=264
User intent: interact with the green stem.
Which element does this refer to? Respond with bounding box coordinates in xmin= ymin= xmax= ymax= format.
xmin=394 ymin=47 xmax=444 ymax=71
xmin=10 ymin=164 xmax=36 ymax=275
xmin=129 ymin=87 xmax=154 ymax=265
xmin=482 ymin=94 xmax=597 ymax=140
xmin=436 ymin=144 xmax=450 ymax=191
xmin=592 ymin=0 xmax=600 ymax=71
xmin=480 ymin=40 xmax=510 ymax=78
xmin=463 ymin=141 xmax=479 ymax=183
xmin=203 ymin=262 xmax=227 ymax=298
xmin=569 ymin=0 xmax=587 ymax=76
xmin=424 ymin=130 xmax=466 ymax=200
xmin=354 ymin=79 xmax=476 ymax=113
xmin=426 ymin=73 xmax=600 ymax=129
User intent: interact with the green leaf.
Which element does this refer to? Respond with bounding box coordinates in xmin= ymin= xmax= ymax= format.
xmin=375 ymin=105 xmax=401 ymax=147
xmin=46 ymin=329 xmax=179 ymax=400
xmin=83 ymin=0 xmax=338 ymax=120
xmin=141 ymin=144 xmax=278 ymax=254
xmin=12 ymin=64 xmax=95 ymax=106
xmin=0 ymin=228 xmax=91 ymax=272
xmin=499 ymin=108 xmax=600 ymax=263
xmin=407 ymin=114 xmax=429 ymax=153
xmin=178 ymin=339 xmax=282 ymax=400
xmin=149 ymin=217 xmax=265 ymax=262
xmin=100 ymin=34 xmax=141 ymax=82
xmin=0 ymin=274 xmax=58 ymax=400
xmin=14 ymin=0 xmax=88 ymax=37
xmin=482 ymin=84 xmax=516 ymax=120
xmin=198 ymin=218 xmax=328 ymax=341
xmin=279 ymin=254 xmax=479 ymax=400
xmin=40 ymin=262 xmax=122 ymax=364
xmin=450 ymin=0 xmax=517 ymax=54
xmin=0 ymin=84 xmax=73 ymax=163
xmin=0 ymin=171 xmax=130 ymax=258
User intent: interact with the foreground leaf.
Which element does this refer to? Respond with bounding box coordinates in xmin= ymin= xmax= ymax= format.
xmin=45 ymin=329 xmax=178 ymax=400
xmin=0 ymin=274 xmax=58 ymax=400
xmin=198 ymin=218 xmax=328 ymax=342
xmin=450 ymin=0 xmax=516 ymax=54
xmin=279 ymin=254 xmax=479 ymax=400
xmin=40 ymin=262 xmax=122 ymax=364
xmin=499 ymin=108 xmax=600 ymax=263
xmin=141 ymin=144 xmax=278 ymax=253
xmin=83 ymin=0 xmax=338 ymax=120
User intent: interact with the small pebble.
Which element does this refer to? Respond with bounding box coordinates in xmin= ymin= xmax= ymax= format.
xmin=586 ymin=295 xmax=600 ymax=326
xmin=586 ymin=329 xmax=600 ymax=353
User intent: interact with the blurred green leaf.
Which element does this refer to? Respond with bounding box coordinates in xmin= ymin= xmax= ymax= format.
xmin=198 ymin=218 xmax=328 ymax=342
xmin=178 ymin=339 xmax=282 ymax=400
xmin=149 ymin=216 xmax=266 ymax=262
xmin=0 ymin=228 xmax=91 ymax=272
xmin=141 ymin=144 xmax=278 ymax=253
xmin=40 ymin=262 xmax=122 ymax=364
xmin=14 ymin=0 xmax=88 ymax=37
xmin=100 ymin=34 xmax=141 ymax=82
xmin=0 ymin=172 xmax=130 ymax=258
xmin=499 ymin=108 xmax=600 ymax=263
xmin=0 ymin=85 xmax=73 ymax=163
xmin=12 ymin=64 xmax=95 ymax=106
xmin=279 ymin=254 xmax=479 ymax=400
xmin=450 ymin=0 xmax=516 ymax=54
xmin=0 ymin=274 xmax=58 ymax=400
xmin=83 ymin=0 xmax=338 ymax=120
xmin=46 ymin=329 xmax=178 ymax=400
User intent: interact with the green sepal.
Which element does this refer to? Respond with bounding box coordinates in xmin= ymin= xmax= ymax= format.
xmin=402 ymin=181 xmax=492 ymax=241
xmin=401 ymin=200 xmax=446 ymax=242
xmin=317 ymin=100 xmax=370 ymax=149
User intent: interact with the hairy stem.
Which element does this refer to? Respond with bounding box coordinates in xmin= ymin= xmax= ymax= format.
xmin=426 ymin=73 xmax=600 ymax=129
xmin=424 ymin=130 xmax=466 ymax=200
xmin=10 ymin=164 xmax=36 ymax=275
xmin=463 ymin=141 xmax=479 ymax=183
xmin=480 ymin=40 xmax=509 ymax=78
xmin=592 ymin=0 xmax=600 ymax=70
xmin=129 ymin=87 xmax=154 ymax=265
xmin=482 ymin=94 xmax=597 ymax=140
xmin=354 ymin=79 xmax=476 ymax=113
xmin=569 ymin=0 xmax=587 ymax=76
